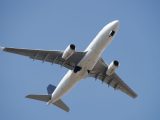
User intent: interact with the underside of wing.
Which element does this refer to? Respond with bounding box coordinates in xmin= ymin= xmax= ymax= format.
xmin=2 ymin=47 xmax=86 ymax=70
xmin=89 ymin=58 xmax=137 ymax=98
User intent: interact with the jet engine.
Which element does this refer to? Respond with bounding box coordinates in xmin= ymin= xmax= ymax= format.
xmin=62 ymin=44 xmax=75 ymax=60
xmin=106 ymin=60 xmax=119 ymax=76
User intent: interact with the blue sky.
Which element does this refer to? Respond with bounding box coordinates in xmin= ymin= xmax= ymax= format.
xmin=0 ymin=0 xmax=160 ymax=119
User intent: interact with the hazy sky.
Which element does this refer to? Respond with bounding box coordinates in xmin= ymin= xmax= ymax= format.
xmin=0 ymin=0 xmax=160 ymax=120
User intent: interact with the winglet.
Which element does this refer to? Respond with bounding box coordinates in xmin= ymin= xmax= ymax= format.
xmin=0 ymin=46 xmax=5 ymax=51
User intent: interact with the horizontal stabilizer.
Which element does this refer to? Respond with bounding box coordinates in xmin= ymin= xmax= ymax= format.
xmin=26 ymin=94 xmax=51 ymax=102
xmin=54 ymin=99 xmax=70 ymax=112
xmin=26 ymin=94 xmax=70 ymax=112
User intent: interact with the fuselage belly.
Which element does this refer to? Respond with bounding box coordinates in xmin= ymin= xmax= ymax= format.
xmin=50 ymin=20 xmax=119 ymax=103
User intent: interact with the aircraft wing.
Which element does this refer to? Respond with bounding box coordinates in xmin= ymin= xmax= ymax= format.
xmin=89 ymin=58 xmax=137 ymax=98
xmin=2 ymin=47 xmax=86 ymax=70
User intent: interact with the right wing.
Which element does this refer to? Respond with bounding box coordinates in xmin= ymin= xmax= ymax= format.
xmin=2 ymin=47 xmax=86 ymax=70
xmin=89 ymin=58 xmax=138 ymax=98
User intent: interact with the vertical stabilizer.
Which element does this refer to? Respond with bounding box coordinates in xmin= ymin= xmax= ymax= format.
xmin=47 ymin=84 xmax=56 ymax=95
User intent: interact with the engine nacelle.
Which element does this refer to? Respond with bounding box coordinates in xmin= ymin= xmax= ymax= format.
xmin=106 ymin=60 xmax=119 ymax=76
xmin=62 ymin=44 xmax=75 ymax=60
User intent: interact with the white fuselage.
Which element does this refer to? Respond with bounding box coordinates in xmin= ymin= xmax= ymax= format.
xmin=50 ymin=20 xmax=119 ymax=103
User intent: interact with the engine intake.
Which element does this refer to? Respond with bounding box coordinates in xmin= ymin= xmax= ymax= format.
xmin=62 ymin=44 xmax=75 ymax=60
xmin=106 ymin=60 xmax=119 ymax=76
xmin=70 ymin=44 xmax=75 ymax=50
xmin=113 ymin=60 xmax=119 ymax=66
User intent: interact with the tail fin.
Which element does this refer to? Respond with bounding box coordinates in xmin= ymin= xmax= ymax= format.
xmin=47 ymin=84 xmax=56 ymax=95
xmin=26 ymin=94 xmax=70 ymax=112
xmin=26 ymin=84 xmax=70 ymax=112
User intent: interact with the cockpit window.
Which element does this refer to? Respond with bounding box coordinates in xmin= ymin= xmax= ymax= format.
xmin=109 ymin=30 xmax=115 ymax=37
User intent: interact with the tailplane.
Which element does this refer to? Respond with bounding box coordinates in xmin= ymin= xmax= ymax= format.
xmin=26 ymin=84 xmax=70 ymax=112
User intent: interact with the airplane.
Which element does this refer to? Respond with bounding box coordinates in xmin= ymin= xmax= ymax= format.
xmin=0 ymin=20 xmax=137 ymax=112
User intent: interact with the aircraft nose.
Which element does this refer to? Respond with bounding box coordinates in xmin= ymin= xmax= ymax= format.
xmin=113 ymin=20 xmax=119 ymax=24
xmin=112 ymin=20 xmax=119 ymax=28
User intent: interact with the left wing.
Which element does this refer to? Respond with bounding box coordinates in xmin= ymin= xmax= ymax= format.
xmin=2 ymin=47 xmax=86 ymax=70
xmin=89 ymin=58 xmax=138 ymax=98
